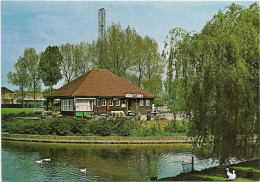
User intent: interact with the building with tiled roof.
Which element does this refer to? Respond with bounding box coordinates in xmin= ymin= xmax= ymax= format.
xmin=45 ymin=69 xmax=157 ymax=116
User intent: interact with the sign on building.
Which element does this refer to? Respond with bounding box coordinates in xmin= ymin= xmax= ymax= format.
xmin=125 ymin=94 xmax=143 ymax=98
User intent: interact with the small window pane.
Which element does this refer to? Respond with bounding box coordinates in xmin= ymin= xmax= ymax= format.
xmin=109 ymin=100 xmax=113 ymax=106
xmin=116 ymin=100 xmax=120 ymax=106
xmin=139 ymin=100 xmax=144 ymax=106
xmin=101 ymin=99 xmax=106 ymax=106
xmin=146 ymin=100 xmax=150 ymax=106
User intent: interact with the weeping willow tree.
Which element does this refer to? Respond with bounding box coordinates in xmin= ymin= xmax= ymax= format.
xmin=164 ymin=3 xmax=259 ymax=164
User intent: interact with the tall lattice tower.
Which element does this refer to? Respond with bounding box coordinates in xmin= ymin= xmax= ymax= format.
xmin=98 ymin=8 xmax=106 ymax=40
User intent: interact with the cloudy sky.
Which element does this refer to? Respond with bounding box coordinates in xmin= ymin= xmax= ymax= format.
xmin=1 ymin=1 xmax=254 ymax=91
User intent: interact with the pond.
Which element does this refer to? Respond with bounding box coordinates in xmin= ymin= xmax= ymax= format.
xmin=1 ymin=141 xmax=258 ymax=181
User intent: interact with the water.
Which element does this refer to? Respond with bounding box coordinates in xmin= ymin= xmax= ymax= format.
xmin=1 ymin=140 xmax=255 ymax=181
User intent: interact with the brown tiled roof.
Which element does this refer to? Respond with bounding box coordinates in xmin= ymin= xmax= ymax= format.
xmin=45 ymin=69 xmax=157 ymax=98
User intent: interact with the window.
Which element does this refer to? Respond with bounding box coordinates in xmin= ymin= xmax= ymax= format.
xmin=121 ymin=100 xmax=126 ymax=107
xmin=109 ymin=99 xmax=113 ymax=106
xmin=76 ymin=99 xmax=93 ymax=111
xmin=115 ymin=100 xmax=120 ymax=106
xmin=61 ymin=99 xmax=74 ymax=111
xmin=139 ymin=100 xmax=144 ymax=106
xmin=146 ymin=100 xmax=150 ymax=106
xmin=101 ymin=99 xmax=106 ymax=106
xmin=96 ymin=99 xmax=100 ymax=107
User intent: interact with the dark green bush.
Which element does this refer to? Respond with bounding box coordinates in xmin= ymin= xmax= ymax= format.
xmin=112 ymin=118 xmax=135 ymax=136
xmin=50 ymin=119 xmax=73 ymax=136
xmin=2 ymin=116 xmax=189 ymax=137
xmin=166 ymin=121 xmax=188 ymax=133
xmin=90 ymin=119 xmax=113 ymax=136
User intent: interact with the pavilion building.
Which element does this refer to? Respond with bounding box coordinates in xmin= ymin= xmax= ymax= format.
xmin=44 ymin=69 xmax=157 ymax=116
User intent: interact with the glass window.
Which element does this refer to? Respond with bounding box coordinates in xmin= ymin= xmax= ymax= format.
xmin=139 ymin=100 xmax=144 ymax=107
xmin=116 ymin=100 xmax=120 ymax=106
xmin=101 ymin=99 xmax=106 ymax=106
xmin=109 ymin=99 xmax=113 ymax=106
xmin=146 ymin=100 xmax=150 ymax=106
xmin=76 ymin=99 xmax=93 ymax=111
xmin=121 ymin=100 xmax=126 ymax=107
xmin=61 ymin=99 xmax=74 ymax=111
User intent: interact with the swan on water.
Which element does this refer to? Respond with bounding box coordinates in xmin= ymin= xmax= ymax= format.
xmin=36 ymin=160 xmax=43 ymax=164
xmin=43 ymin=158 xmax=51 ymax=162
xmin=80 ymin=168 xmax=87 ymax=173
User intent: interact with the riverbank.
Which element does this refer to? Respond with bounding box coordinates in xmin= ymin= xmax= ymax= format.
xmin=153 ymin=158 xmax=260 ymax=181
xmin=2 ymin=132 xmax=192 ymax=144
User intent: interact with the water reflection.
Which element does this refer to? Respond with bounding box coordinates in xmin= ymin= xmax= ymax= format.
xmin=2 ymin=141 xmax=259 ymax=181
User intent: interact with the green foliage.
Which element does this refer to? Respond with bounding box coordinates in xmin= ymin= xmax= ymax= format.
xmin=94 ymin=23 xmax=165 ymax=95
xmin=23 ymin=48 xmax=41 ymax=107
xmin=154 ymin=98 xmax=165 ymax=106
xmin=59 ymin=43 xmax=80 ymax=83
xmin=163 ymin=3 xmax=259 ymax=164
xmin=2 ymin=116 xmax=189 ymax=137
xmin=7 ymin=57 xmax=30 ymax=108
xmin=39 ymin=46 xmax=62 ymax=90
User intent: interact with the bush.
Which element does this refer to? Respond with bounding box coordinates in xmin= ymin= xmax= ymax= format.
xmin=50 ymin=119 xmax=73 ymax=136
xmin=165 ymin=120 xmax=188 ymax=133
xmin=90 ymin=119 xmax=113 ymax=136
xmin=112 ymin=118 xmax=135 ymax=136
xmin=2 ymin=116 xmax=189 ymax=137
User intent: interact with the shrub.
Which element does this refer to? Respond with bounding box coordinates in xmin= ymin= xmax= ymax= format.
xmin=90 ymin=119 xmax=113 ymax=136
xmin=112 ymin=118 xmax=135 ymax=136
xmin=50 ymin=119 xmax=72 ymax=136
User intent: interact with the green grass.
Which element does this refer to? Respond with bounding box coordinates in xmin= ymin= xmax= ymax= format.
xmin=130 ymin=130 xmax=187 ymax=137
xmin=156 ymin=159 xmax=260 ymax=181
xmin=233 ymin=166 xmax=260 ymax=173
xmin=2 ymin=108 xmax=35 ymax=115
xmin=196 ymin=174 xmax=226 ymax=181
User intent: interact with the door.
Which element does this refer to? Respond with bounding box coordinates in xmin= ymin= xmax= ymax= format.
xmin=131 ymin=101 xmax=136 ymax=114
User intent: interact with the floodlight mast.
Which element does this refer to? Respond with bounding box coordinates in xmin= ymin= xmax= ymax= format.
xmin=98 ymin=8 xmax=106 ymax=41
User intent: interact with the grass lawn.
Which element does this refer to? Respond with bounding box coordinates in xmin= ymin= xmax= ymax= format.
xmin=156 ymin=159 xmax=260 ymax=181
xmin=1 ymin=108 xmax=35 ymax=115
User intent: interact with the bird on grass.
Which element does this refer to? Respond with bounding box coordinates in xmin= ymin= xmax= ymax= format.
xmin=80 ymin=168 xmax=87 ymax=173
xmin=228 ymin=170 xmax=236 ymax=181
xmin=225 ymin=168 xmax=236 ymax=181
xmin=225 ymin=168 xmax=232 ymax=179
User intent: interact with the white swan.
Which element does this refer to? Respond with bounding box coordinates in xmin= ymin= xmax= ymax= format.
xmin=225 ymin=168 xmax=232 ymax=179
xmin=36 ymin=160 xmax=43 ymax=164
xmin=228 ymin=170 xmax=236 ymax=181
xmin=43 ymin=158 xmax=51 ymax=162
xmin=80 ymin=168 xmax=87 ymax=173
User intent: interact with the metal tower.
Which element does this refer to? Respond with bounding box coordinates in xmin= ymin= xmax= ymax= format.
xmin=98 ymin=8 xmax=106 ymax=40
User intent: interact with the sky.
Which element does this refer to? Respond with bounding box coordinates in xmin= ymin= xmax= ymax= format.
xmin=1 ymin=1 xmax=254 ymax=91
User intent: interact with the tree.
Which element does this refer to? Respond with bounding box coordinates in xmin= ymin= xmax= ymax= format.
xmin=23 ymin=48 xmax=40 ymax=107
xmin=94 ymin=23 xmax=165 ymax=95
xmin=164 ymin=3 xmax=259 ymax=164
xmin=95 ymin=23 xmax=135 ymax=79
xmin=75 ymin=42 xmax=96 ymax=76
xmin=7 ymin=57 xmax=30 ymax=108
xmin=60 ymin=43 xmax=78 ymax=83
xmin=39 ymin=46 xmax=62 ymax=92
xmin=142 ymin=36 xmax=165 ymax=95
